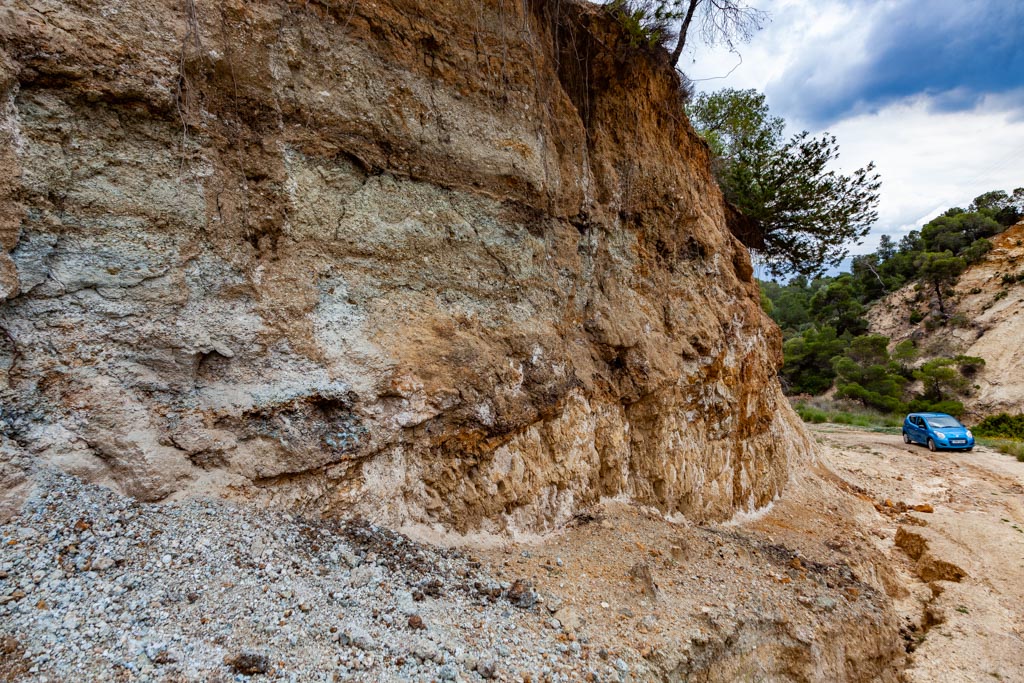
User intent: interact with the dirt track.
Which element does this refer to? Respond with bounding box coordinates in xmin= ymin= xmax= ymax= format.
xmin=812 ymin=425 xmax=1024 ymax=682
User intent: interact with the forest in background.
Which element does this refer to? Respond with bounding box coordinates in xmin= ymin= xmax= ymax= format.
xmin=759 ymin=188 xmax=1023 ymax=418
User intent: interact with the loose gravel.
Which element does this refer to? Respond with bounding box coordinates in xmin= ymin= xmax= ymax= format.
xmin=0 ymin=470 xmax=623 ymax=682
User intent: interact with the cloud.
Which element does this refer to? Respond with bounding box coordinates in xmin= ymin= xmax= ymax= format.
xmin=781 ymin=0 xmax=1024 ymax=125
xmin=823 ymin=93 xmax=1024 ymax=253
xmin=684 ymin=0 xmax=1024 ymax=265
xmin=686 ymin=0 xmax=1024 ymax=128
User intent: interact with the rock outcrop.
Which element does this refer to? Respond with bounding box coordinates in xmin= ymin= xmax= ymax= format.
xmin=867 ymin=222 xmax=1024 ymax=419
xmin=0 ymin=0 xmax=810 ymax=532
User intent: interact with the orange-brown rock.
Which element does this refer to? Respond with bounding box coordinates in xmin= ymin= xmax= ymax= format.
xmin=0 ymin=0 xmax=811 ymax=532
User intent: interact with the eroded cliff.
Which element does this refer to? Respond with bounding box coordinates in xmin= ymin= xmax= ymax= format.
xmin=0 ymin=0 xmax=811 ymax=533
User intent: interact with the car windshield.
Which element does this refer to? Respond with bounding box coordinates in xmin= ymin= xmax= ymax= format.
xmin=926 ymin=417 xmax=962 ymax=428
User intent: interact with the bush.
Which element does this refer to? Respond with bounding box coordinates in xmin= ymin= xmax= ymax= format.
xmin=1000 ymin=272 xmax=1024 ymax=285
xmin=907 ymin=398 xmax=964 ymax=416
xmin=791 ymin=398 xmax=902 ymax=431
xmin=948 ymin=313 xmax=971 ymax=328
xmin=909 ymin=310 xmax=925 ymax=324
xmin=973 ymin=413 xmax=1024 ymax=440
xmin=795 ymin=404 xmax=829 ymax=423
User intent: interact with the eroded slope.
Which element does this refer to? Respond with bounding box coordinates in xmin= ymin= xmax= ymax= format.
xmin=0 ymin=0 xmax=809 ymax=532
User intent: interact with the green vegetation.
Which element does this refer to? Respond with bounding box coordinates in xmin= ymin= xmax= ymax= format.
xmin=687 ymin=88 xmax=881 ymax=278
xmin=978 ymin=438 xmax=1024 ymax=462
xmin=791 ymin=398 xmax=902 ymax=432
xmin=757 ymin=187 xmax=1020 ymax=410
xmin=973 ymin=413 xmax=1024 ymax=440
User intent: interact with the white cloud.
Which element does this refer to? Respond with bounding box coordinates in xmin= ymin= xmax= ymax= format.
xmin=682 ymin=0 xmax=1024 ymax=257
xmin=827 ymin=93 xmax=1024 ymax=252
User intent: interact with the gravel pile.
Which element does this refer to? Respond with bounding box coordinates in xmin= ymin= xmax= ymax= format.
xmin=0 ymin=470 xmax=623 ymax=682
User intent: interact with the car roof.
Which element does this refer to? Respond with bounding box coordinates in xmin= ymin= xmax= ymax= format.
xmin=909 ymin=412 xmax=955 ymax=418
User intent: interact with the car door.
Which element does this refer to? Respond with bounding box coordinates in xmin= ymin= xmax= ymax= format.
xmin=911 ymin=416 xmax=925 ymax=443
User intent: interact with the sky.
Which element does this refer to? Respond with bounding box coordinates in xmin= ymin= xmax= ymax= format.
xmin=682 ymin=0 xmax=1024 ymax=258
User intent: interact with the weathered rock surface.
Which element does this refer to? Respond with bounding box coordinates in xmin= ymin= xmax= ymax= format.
xmin=0 ymin=0 xmax=810 ymax=532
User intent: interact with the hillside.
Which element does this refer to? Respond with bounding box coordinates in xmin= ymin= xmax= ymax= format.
xmin=866 ymin=222 xmax=1024 ymax=418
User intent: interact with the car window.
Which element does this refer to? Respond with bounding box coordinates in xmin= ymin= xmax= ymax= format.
xmin=911 ymin=416 xmax=923 ymax=427
xmin=926 ymin=417 xmax=962 ymax=428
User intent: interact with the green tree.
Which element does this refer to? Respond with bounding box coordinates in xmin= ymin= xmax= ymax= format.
xmin=876 ymin=235 xmax=897 ymax=261
xmin=915 ymin=251 xmax=966 ymax=317
xmin=910 ymin=356 xmax=985 ymax=416
xmin=687 ymin=89 xmax=881 ymax=278
xmin=832 ymin=334 xmax=908 ymax=413
xmin=808 ymin=276 xmax=868 ymax=336
xmin=780 ymin=325 xmax=847 ymax=395
xmin=970 ymin=188 xmax=1024 ymax=227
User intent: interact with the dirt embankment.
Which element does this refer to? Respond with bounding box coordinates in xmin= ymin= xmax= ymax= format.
xmin=0 ymin=0 xmax=807 ymax=533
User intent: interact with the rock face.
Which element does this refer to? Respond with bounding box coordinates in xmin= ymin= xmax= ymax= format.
xmin=867 ymin=222 xmax=1024 ymax=419
xmin=0 ymin=0 xmax=810 ymax=532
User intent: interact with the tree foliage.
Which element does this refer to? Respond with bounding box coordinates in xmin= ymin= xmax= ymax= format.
xmin=688 ymin=88 xmax=881 ymax=278
xmin=915 ymin=251 xmax=966 ymax=317
xmin=833 ymin=335 xmax=909 ymax=414
xmin=605 ymin=1 xmax=766 ymax=66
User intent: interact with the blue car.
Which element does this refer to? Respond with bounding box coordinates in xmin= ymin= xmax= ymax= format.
xmin=902 ymin=412 xmax=974 ymax=452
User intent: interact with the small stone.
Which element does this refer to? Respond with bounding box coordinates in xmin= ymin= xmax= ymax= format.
xmin=224 ymin=651 xmax=271 ymax=675
xmin=345 ymin=626 xmax=375 ymax=651
xmin=815 ymin=596 xmax=837 ymax=612
xmin=349 ymin=564 xmax=378 ymax=588
xmin=408 ymin=614 xmax=426 ymax=630
xmin=476 ymin=658 xmax=498 ymax=679
xmin=299 ymin=603 xmax=311 ymax=613
xmin=554 ymin=606 xmax=583 ymax=632
xmin=438 ymin=663 xmax=457 ymax=680
xmin=93 ymin=557 xmax=116 ymax=571
xmin=507 ymin=579 xmax=537 ymax=609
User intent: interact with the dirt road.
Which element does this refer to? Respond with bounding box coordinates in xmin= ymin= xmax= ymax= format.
xmin=811 ymin=424 xmax=1024 ymax=682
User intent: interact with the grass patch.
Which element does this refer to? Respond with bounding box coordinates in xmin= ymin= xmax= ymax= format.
xmin=978 ymin=437 xmax=1024 ymax=462
xmin=791 ymin=397 xmax=902 ymax=433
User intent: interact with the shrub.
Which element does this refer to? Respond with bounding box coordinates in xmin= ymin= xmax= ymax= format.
xmin=907 ymin=398 xmax=964 ymax=416
xmin=794 ymin=404 xmax=829 ymax=423
xmin=1000 ymin=272 xmax=1024 ymax=285
xmin=909 ymin=309 xmax=925 ymax=324
xmin=973 ymin=413 xmax=1024 ymax=440
xmin=791 ymin=398 xmax=902 ymax=431
xmin=948 ymin=313 xmax=970 ymax=328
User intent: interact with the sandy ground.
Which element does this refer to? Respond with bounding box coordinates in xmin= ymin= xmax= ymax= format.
xmin=468 ymin=424 xmax=1024 ymax=682
xmin=5 ymin=423 xmax=1022 ymax=681
xmin=809 ymin=424 xmax=1024 ymax=682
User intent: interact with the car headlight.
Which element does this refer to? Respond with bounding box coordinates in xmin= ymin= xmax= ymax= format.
xmin=966 ymin=430 xmax=973 ymax=438
xmin=935 ymin=431 xmax=946 ymax=439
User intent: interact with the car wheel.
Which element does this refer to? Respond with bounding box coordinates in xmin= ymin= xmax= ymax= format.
xmin=903 ymin=432 xmax=911 ymax=444
xmin=928 ymin=438 xmax=937 ymax=452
